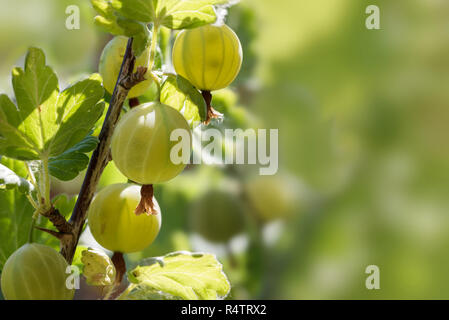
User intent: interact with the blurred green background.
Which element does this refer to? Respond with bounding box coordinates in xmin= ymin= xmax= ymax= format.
xmin=1 ymin=0 xmax=449 ymax=299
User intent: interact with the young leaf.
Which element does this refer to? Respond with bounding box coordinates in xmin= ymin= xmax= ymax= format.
xmin=158 ymin=0 xmax=229 ymax=30
xmin=48 ymin=135 xmax=99 ymax=181
xmin=0 ymin=157 xmax=34 ymax=194
xmin=0 ymin=189 xmax=34 ymax=271
xmin=125 ymin=251 xmax=230 ymax=300
xmin=91 ymin=0 xmax=125 ymax=35
xmin=111 ymin=0 xmax=229 ymax=30
xmin=91 ymin=0 xmax=150 ymax=55
xmin=0 ymin=48 xmax=104 ymax=161
xmin=161 ymin=75 xmax=207 ymax=127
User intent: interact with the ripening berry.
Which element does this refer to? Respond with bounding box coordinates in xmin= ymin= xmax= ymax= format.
xmin=190 ymin=190 xmax=245 ymax=243
xmin=88 ymin=184 xmax=161 ymax=253
xmin=111 ymin=102 xmax=192 ymax=185
xmin=245 ymin=176 xmax=297 ymax=223
xmin=1 ymin=243 xmax=74 ymax=300
xmin=99 ymin=36 xmax=152 ymax=98
xmin=172 ymin=24 xmax=243 ymax=91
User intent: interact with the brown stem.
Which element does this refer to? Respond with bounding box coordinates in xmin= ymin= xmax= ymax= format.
xmin=60 ymin=38 xmax=147 ymax=264
xmin=134 ymin=184 xmax=158 ymax=216
xmin=201 ymin=90 xmax=222 ymax=125
xmin=40 ymin=207 xmax=73 ymax=234
xmin=111 ymin=252 xmax=126 ymax=284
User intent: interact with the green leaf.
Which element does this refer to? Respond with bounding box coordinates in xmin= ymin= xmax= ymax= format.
xmin=158 ymin=0 xmax=229 ymax=30
xmin=49 ymin=135 xmax=99 ymax=181
xmin=117 ymin=19 xmax=151 ymax=55
xmin=0 ymin=48 xmax=104 ymax=161
xmin=111 ymin=0 xmax=229 ymax=30
xmin=91 ymin=0 xmax=150 ymax=55
xmin=161 ymin=75 xmax=207 ymax=128
xmin=0 ymin=157 xmax=34 ymax=194
xmin=111 ymin=0 xmax=156 ymax=24
xmin=0 ymin=189 xmax=34 ymax=271
xmin=125 ymin=251 xmax=230 ymax=300
xmin=52 ymin=194 xmax=78 ymax=217
xmin=91 ymin=0 xmax=126 ymax=35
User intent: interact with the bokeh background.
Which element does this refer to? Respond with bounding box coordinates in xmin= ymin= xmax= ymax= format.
xmin=1 ymin=0 xmax=449 ymax=299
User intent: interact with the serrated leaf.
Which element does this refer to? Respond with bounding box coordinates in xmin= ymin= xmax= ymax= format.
xmin=46 ymin=77 xmax=105 ymax=157
xmin=111 ymin=0 xmax=229 ymax=30
xmin=49 ymin=135 xmax=99 ymax=181
xmin=0 ymin=48 xmax=104 ymax=161
xmin=125 ymin=251 xmax=230 ymax=300
xmin=0 ymin=157 xmax=34 ymax=194
xmin=161 ymin=75 xmax=207 ymax=128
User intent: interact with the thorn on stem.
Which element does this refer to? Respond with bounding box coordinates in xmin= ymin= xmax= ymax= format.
xmin=34 ymin=227 xmax=70 ymax=240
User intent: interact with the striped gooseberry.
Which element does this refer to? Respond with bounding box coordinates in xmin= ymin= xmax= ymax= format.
xmin=111 ymin=102 xmax=192 ymax=185
xmin=172 ymin=24 xmax=243 ymax=91
xmin=88 ymin=183 xmax=162 ymax=253
xmin=1 ymin=243 xmax=74 ymax=300
xmin=99 ymin=36 xmax=152 ymax=98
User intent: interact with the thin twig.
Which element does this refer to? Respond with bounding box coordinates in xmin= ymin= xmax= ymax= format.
xmin=60 ymin=38 xmax=147 ymax=264
xmin=40 ymin=207 xmax=73 ymax=234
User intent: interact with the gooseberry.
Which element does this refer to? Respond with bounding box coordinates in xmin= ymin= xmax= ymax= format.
xmin=99 ymin=36 xmax=152 ymax=98
xmin=190 ymin=190 xmax=245 ymax=243
xmin=111 ymin=102 xmax=192 ymax=185
xmin=88 ymin=183 xmax=161 ymax=253
xmin=172 ymin=24 xmax=243 ymax=91
xmin=245 ymin=175 xmax=297 ymax=223
xmin=1 ymin=243 xmax=74 ymax=300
